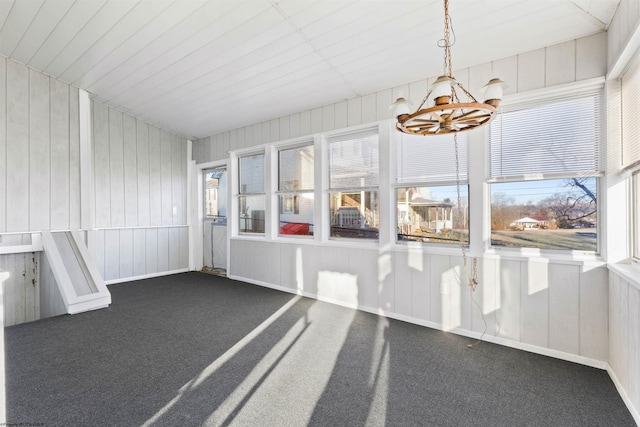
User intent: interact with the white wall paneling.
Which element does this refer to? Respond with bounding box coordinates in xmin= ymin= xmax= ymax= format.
xmin=123 ymin=115 xmax=138 ymax=227
xmin=89 ymin=99 xmax=189 ymax=284
xmin=93 ymin=226 xmax=189 ymax=284
xmin=0 ymin=58 xmax=5 ymax=234
xmin=0 ymin=253 xmax=39 ymax=327
xmin=109 ymin=108 xmax=125 ymax=228
xmin=50 ymin=79 xmax=70 ymax=230
xmin=609 ymin=269 xmax=640 ymax=424
xmin=29 ymin=69 xmax=50 ymax=232
xmin=38 ymin=251 xmax=66 ymax=320
xmin=1 ymin=59 xmax=81 ymax=233
xmin=229 ymin=239 xmax=609 ymax=368
xmin=6 ymin=59 xmax=30 ymax=232
xmin=92 ymin=100 xmax=188 ymax=229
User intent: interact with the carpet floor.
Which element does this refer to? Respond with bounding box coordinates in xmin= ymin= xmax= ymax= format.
xmin=5 ymin=272 xmax=635 ymax=426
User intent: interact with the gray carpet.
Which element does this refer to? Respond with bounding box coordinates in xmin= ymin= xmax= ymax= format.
xmin=5 ymin=272 xmax=635 ymax=426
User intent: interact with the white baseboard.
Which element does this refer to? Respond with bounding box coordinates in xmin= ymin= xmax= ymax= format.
xmin=228 ymin=273 xmax=608 ymax=370
xmin=607 ymin=365 xmax=640 ymax=426
xmin=105 ymin=268 xmax=189 ymax=285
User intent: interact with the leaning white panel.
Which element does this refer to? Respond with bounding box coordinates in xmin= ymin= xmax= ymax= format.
xmin=40 ymin=231 xmax=111 ymax=315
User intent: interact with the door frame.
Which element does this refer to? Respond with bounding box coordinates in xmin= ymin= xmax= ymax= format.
xmin=191 ymin=159 xmax=229 ymax=273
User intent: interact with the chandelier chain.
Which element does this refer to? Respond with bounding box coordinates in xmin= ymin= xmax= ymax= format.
xmin=443 ymin=0 xmax=452 ymax=77
xmin=392 ymin=0 xmax=501 ymax=136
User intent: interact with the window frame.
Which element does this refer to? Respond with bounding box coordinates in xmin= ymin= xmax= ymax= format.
xmin=203 ymin=166 xmax=227 ymax=224
xmin=237 ymin=151 xmax=266 ymax=235
xmin=486 ymin=85 xmax=604 ymax=255
xmin=326 ymin=127 xmax=380 ymax=241
xmin=392 ymin=131 xmax=470 ymax=247
xmin=276 ymin=141 xmax=315 ymax=238
xmin=394 ymin=182 xmax=470 ymax=246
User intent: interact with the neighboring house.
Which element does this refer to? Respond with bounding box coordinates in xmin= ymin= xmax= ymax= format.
xmin=398 ymin=188 xmax=454 ymax=234
xmin=511 ymin=216 xmax=552 ymax=229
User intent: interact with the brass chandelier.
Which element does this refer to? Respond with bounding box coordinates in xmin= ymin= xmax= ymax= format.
xmin=391 ymin=0 xmax=506 ymax=135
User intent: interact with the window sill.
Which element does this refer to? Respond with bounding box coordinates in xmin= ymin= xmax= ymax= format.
xmin=483 ymin=247 xmax=604 ymax=266
xmin=608 ymin=262 xmax=640 ymax=288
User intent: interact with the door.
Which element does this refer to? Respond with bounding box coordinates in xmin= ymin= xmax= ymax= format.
xmin=203 ymin=167 xmax=227 ymax=275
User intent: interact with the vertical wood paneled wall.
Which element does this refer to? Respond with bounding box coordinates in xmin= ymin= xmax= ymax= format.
xmin=92 ymin=100 xmax=188 ymax=229
xmin=0 ymin=56 xmax=81 ymax=233
xmin=91 ymin=100 xmax=190 ymax=282
xmin=231 ymin=240 xmax=609 ymax=365
xmin=0 ymin=253 xmax=39 ymax=327
xmin=90 ymin=226 xmax=189 ymax=283
xmin=0 ymin=57 xmax=192 ymax=323
xmin=607 ymin=0 xmax=640 ymax=70
xmin=609 ymin=270 xmax=640 ymax=422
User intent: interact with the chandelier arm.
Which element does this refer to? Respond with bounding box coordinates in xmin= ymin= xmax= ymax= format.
xmin=416 ymin=88 xmax=434 ymax=111
xmin=392 ymin=0 xmax=503 ymax=136
xmin=454 ymin=82 xmax=479 ymax=103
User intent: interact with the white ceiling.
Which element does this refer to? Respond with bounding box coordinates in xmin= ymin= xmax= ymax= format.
xmin=0 ymin=0 xmax=620 ymax=139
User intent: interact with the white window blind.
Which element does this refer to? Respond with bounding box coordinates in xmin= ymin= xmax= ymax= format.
xmin=396 ymin=132 xmax=468 ymax=183
xmin=278 ymin=144 xmax=314 ymax=191
xmin=489 ymin=89 xmax=602 ymax=179
xmin=328 ymin=128 xmax=379 ymax=189
xmin=622 ymin=55 xmax=640 ymax=169
xmin=239 ymin=153 xmax=264 ymax=194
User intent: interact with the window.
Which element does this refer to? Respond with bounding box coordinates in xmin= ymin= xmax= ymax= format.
xmin=622 ymin=54 xmax=640 ymax=262
xmin=204 ymin=167 xmax=227 ymax=224
xmin=395 ymin=132 xmax=469 ymax=245
xmin=488 ymin=88 xmax=602 ymax=251
xmin=622 ymin=54 xmax=640 ymax=170
xmin=491 ymin=178 xmax=597 ymax=250
xmin=278 ymin=144 xmax=314 ymax=236
xmin=328 ymin=128 xmax=379 ymax=239
xmin=238 ymin=153 xmax=265 ymax=233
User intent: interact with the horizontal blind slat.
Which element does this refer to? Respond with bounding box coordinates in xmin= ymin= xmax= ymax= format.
xmin=622 ymin=55 xmax=640 ymax=168
xmin=489 ymin=90 xmax=602 ymax=178
xmin=396 ymin=133 xmax=468 ymax=183
xmin=328 ymin=128 xmax=379 ymax=189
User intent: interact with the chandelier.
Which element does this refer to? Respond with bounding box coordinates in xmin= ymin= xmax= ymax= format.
xmin=391 ymin=0 xmax=506 ymax=135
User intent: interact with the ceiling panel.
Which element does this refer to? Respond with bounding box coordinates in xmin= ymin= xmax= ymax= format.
xmin=112 ymin=14 xmax=294 ymax=111
xmin=9 ymin=0 xmax=74 ymax=65
xmin=134 ymin=42 xmax=322 ymax=121
xmin=26 ymin=0 xmax=108 ymax=71
xmin=101 ymin=2 xmax=278 ymax=106
xmin=0 ymin=0 xmax=621 ymax=138
xmin=84 ymin=0 xmax=230 ymax=93
xmin=43 ymin=0 xmax=139 ymax=77
xmin=69 ymin=1 xmax=207 ymax=88
xmin=57 ymin=0 xmax=173 ymax=83
xmin=0 ymin=0 xmax=45 ymax=56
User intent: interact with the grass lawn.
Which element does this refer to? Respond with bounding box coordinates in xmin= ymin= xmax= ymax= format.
xmin=491 ymin=229 xmax=597 ymax=251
